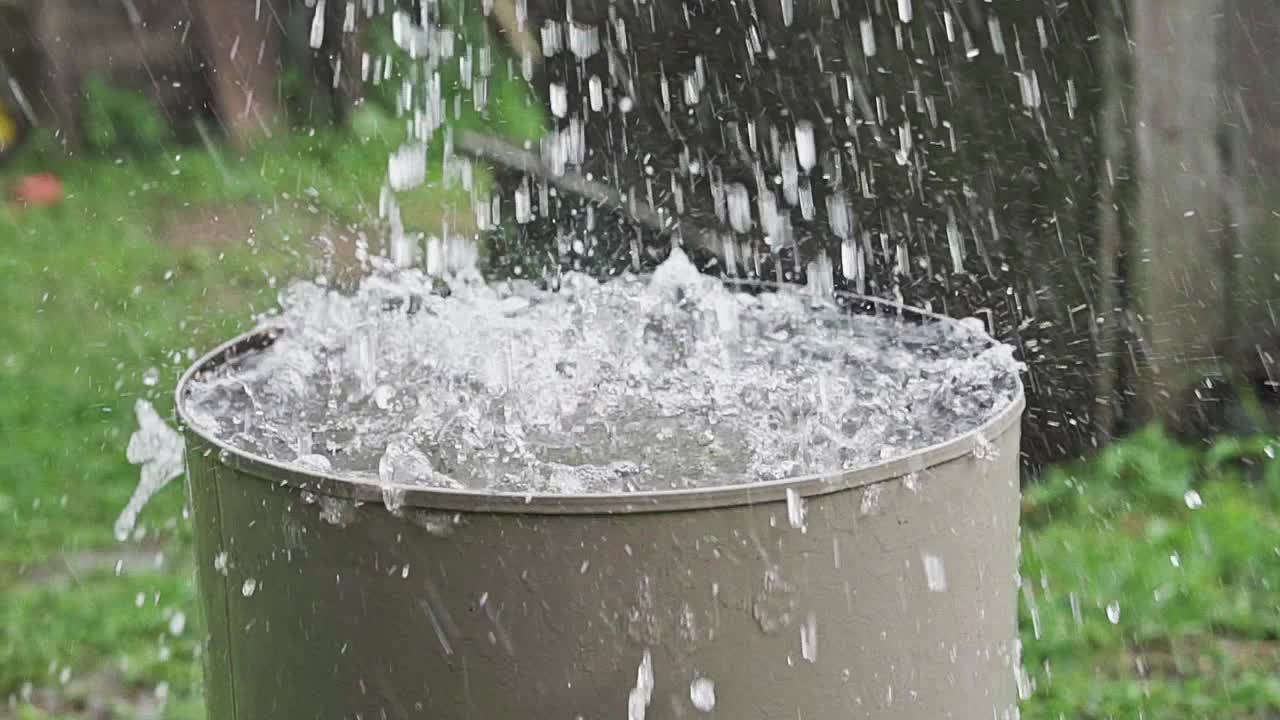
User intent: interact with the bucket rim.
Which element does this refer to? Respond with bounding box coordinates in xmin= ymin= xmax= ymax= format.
xmin=175 ymin=287 xmax=1025 ymax=515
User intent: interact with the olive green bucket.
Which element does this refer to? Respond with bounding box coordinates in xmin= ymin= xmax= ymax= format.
xmin=179 ymin=303 xmax=1024 ymax=719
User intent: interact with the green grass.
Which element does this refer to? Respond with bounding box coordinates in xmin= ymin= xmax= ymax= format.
xmin=0 ymin=129 xmax=432 ymax=716
xmin=1021 ymin=427 xmax=1280 ymax=718
xmin=2 ymin=138 xmax=1280 ymax=718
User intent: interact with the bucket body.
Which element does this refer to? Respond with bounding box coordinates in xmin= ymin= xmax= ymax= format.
xmin=181 ymin=328 xmax=1024 ymax=720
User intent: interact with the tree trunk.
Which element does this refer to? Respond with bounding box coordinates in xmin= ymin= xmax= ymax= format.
xmin=31 ymin=0 xmax=79 ymax=148
xmin=1131 ymin=0 xmax=1228 ymax=418
xmin=1092 ymin=0 xmax=1132 ymax=440
xmin=1221 ymin=1 xmax=1280 ymax=385
xmin=192 ymin=0 xmax=284 ymax=148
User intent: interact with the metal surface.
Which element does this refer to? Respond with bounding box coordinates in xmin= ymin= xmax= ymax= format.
xmin=180 ymin=303 xmax=1025 ymax=719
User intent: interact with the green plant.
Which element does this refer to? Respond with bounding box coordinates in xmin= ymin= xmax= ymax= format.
xmin=81 ymin=77 xmax=172 ymax=157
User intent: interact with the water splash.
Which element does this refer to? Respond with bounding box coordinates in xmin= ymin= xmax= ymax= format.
xmin=183 ymin=249 xmax=1020 ymax=494
xmin=115 ymin=400 xmax=185 ymax=542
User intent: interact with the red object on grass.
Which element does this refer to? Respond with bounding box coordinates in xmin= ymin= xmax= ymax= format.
xmin=12 ymin=173 xmax=64 ymax=207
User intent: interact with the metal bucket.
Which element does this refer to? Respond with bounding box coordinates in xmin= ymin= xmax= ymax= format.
xmin=178 ymin=297 xmax=1025 ymax=719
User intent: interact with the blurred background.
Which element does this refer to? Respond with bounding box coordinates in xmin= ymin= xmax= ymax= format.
xmin=1 ymin=0 xmax=1279 ymax=717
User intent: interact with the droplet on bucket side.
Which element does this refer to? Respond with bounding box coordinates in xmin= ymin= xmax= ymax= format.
xmin=382 ymin=485 xmax=407 ymax=513
xmin=785 ymin=488 xmax=806 ymax=531
xmin=922 ymin=554 xmax=948 ymax=592
xmin=689 ymin=677 xmax=716 ymax=712
xmin=972 ymin=436 xmax=998 ymax=461
xmin=628 ymin=649 xmax=654 ymax=720
xmin=241 ymin=578 xmax=258 ymax=598
xmin=800 ymin=612 xmax=818 ymax=662
xmin=858 ymin=484 xmax=882 ymax=516
xmin=319 ymin=496 xmax=357 ymax=527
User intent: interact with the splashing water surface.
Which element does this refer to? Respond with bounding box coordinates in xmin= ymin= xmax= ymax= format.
xmin=181 ymin=249 xmax=1020 ymax=496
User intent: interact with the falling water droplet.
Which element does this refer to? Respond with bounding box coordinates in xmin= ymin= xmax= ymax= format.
xmin=860 ymin=18 xmax=876 ymax=56
xmin=795 ymin=121 xmax=816 ymax=171
xmin=549 ymin=83 xmax=568 ymax=118
xmin=896 ymin=0 xmax=912 ymax=23
xmin=1183 ymin=489 xmax=1203 ymax=510
xmin=309 ymin=0 xmax=328 ymax=50
xmin=168 ymin=611 xmax=187 ymax=636
xmin=1105 ymin=601 xmax=1121 ymax=624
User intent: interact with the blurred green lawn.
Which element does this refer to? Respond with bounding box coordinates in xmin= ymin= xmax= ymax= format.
xmin=2 ymin=138 xmax=1279 ymax=719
